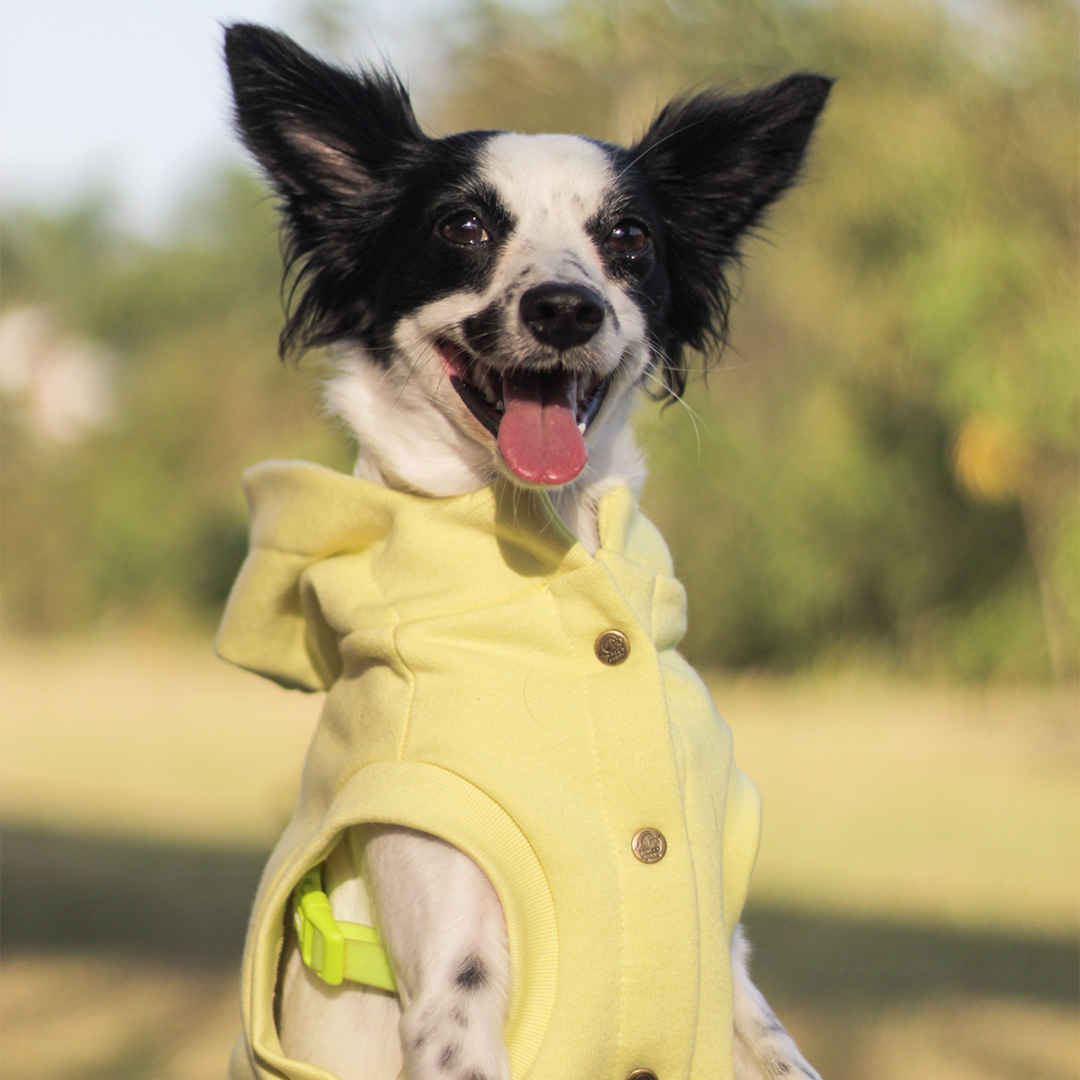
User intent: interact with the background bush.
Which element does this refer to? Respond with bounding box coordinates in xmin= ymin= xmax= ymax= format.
xmin=2 ymin=0 xmax=1075 ymax=680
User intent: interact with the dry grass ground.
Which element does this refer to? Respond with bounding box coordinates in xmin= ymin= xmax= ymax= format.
xmin=713 ymin=674 xmax=1080 ymax=936
xmin=1 ymin=634 xmax=321 ymax=846
xmin=1 ymin=953 xmax=239 ymax=1080
xmin=1 ymin=635 xmax=1077 ymax=1080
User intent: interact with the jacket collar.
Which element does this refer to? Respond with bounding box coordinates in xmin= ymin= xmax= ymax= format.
xmin=240 ymin=459 xmax=638 ymax=571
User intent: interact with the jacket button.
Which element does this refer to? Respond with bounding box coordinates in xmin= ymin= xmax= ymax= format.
xmin=595 ymin=630 xmax=630 ymax=665
xmin=627 ymin=1071 xmax=658 ymax=1080
xmin=631 ymin=828 xmax=667 ymax=863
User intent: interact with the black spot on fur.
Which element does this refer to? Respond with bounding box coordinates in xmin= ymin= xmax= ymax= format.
xmin=463 ymin=302 xmax=504 ymax=358
xmin=439 ymin=1044 xmax=459 ymax=1070
xmin=455 ymin=955 xmax=486 ymax=991
xmin=451 ymin=1005 xmax=468 ymax=1027
xmin=758 ymin=1003 xmax=785 ymax=1035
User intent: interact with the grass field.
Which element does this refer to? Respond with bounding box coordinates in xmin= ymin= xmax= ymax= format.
xmin=2 ymin=635 xmax=1077 ymax=1080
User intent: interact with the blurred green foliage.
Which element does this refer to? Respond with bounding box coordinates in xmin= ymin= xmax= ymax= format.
xmin=0 ymin=176 xmax=352 ymax=631
xmin=1 ymin=0 xmax=1076 ymax=680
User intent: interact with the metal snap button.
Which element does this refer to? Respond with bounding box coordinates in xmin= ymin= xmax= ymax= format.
xmin=595 ymin=629 xmax=630 ymax=665
xmin=627 ymin=1071 xmax=658 ymax=1080
xmin=631 ymin=828 xmax=667 ymax=863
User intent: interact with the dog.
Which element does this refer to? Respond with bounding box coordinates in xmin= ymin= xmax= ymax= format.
xmin=220 ymin=22 xmax=830 ymax=1080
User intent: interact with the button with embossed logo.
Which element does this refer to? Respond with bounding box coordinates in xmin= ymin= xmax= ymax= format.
xmin=631 ymin=828 xmax=667 ymax=863
xmin=594 ymin=630 xmax=630 ymax=666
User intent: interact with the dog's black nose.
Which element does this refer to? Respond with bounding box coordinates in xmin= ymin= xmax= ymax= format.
xmin=519 ymin=283 xmax=605 ymax=350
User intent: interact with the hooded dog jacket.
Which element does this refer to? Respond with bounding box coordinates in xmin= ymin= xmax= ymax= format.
xmin=216 ymin=460 xmax=761 ymax=1080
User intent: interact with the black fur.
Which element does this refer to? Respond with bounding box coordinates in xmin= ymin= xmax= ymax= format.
xmin=224 ymin=24 xmax=506 ymax=360
xmin=223 ymin=22 xmax=830 ymax=400
xmin=627 ymin=75 xmax=833 ymax=397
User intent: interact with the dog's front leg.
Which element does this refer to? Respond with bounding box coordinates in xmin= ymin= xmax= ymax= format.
xmin=364 ymin=825 xmax=512 ymax=1080
xmin=731 ymin=923 xmax=821 ymax=1080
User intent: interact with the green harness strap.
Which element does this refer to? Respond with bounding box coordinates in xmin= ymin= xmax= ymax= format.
xmin=292 ymin=865 xmax=398 ymax=992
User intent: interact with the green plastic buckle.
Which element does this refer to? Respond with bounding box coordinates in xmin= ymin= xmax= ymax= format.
xmin=292 ymin=864 xmax=398 ymax=993
xmin=294 ymin=865 xmax=346 ymax=985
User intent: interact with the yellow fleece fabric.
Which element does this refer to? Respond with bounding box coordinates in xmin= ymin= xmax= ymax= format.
xmin=216 ymin=460 xmax=761 ymax=1080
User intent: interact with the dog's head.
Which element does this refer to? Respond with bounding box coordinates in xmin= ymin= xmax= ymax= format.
xmin=224 ymin=24 xmax=830 ymax=495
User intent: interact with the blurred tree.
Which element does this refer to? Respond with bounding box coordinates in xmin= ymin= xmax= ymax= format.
xmin=0 ymin=170 xmax=352 ymax=632
xmin=435 ymin=0 xmax=1079 ymax=678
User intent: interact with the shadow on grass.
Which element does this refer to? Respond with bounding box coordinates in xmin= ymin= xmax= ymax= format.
xmin=0 ymin=823 xmax=265 ymax=970
xmin=741 ymin=904 xmax=1078 ymax=1010
xmin=2 ymin=822 xmax=1077 ymax=1009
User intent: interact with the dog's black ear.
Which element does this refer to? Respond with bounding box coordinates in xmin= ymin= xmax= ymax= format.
xmin=224 ymin=23 xmax=422 ymax=201
xmin=223 ymin=24 xmax=425 ymax=356
xmin=632 ymin=74 xmax=832 ymax=392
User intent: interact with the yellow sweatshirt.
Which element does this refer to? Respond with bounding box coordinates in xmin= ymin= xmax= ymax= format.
xmin=216 ymin=460 xmax=761 ymax=1080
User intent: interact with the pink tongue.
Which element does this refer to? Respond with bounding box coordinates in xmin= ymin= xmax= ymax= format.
xmin=497 ymin=370 xmax=587 ymax=485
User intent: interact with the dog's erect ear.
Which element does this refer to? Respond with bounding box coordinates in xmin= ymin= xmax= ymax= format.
xmin=224 ymin=23 xmax=422 ymax=201
xmin=223 ymin=24 xmax=426 ymax=357
xmin=632 ymin=74 xmax=832 ymax=390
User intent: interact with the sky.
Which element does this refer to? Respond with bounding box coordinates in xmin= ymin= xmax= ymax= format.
xmin=1 ymin=0 xmax=466 ymax=236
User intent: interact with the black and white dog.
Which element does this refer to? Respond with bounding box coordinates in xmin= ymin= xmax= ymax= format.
xmin=225 ymin=23 xmax=829 ymax=1080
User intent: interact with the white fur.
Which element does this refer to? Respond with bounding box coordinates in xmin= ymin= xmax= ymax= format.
xmin=281 ymin=132 xmax=818 ymax=1080
xmin=732 ymin=926 xmax=822 ymax=1080
xmin=328 ymin=133 xmax=653 ymax=550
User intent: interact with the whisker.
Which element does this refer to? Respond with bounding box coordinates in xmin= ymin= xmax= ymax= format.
xmin=616 ymin=119 xmax=705 ymax=181
xmin=641 ymin=366 xmax=706 ymax=457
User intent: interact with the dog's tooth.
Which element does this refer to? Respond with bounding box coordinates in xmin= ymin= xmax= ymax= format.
xmin=577 ymin=421 xmax=586 ymax=434
xmin=475 ymin=365 xmax=495 ymax=404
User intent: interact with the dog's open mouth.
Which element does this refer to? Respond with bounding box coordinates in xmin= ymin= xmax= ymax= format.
xmin=438 ymin=340 xmax=612 ymax=486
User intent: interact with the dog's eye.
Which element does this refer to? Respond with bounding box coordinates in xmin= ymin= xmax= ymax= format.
xmin=439 ymin=212 xmax=490 ymax=245
xmin=605 ymin=219 xmax=649 ymax=254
